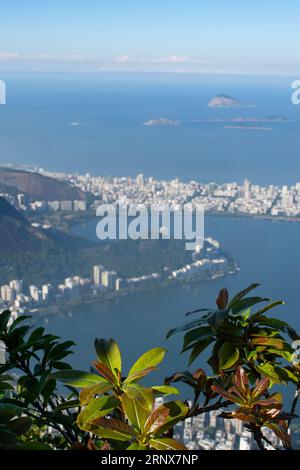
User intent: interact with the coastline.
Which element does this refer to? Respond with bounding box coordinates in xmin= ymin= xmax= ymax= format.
xmin=29 ymin=207 xmax=300 ymax=240
xmin=20 ymin=207 xmax=299 ymax=317
xmin=31 ymin=264 xmax=239 ymax=316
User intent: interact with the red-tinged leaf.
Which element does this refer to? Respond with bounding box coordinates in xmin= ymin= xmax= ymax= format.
xmin=251 ymin=337 xmax=285 ymax=349
xmin=149 ymin=438 xmax=187 ymax=450
xmin=79 ymin=381 xmax=113 ymax=405
xmin=87 ymin=439 xmax=96 ymax=450
xmin=233 ymin=409 xmax=256 ymax=423
xmin=93 ymin=361 xmax=116 ymax=385
xmin=155 ymin=401 xmax=189 ymax=435
xmin=144 ymin=406 xmax=170 ymax=435
xmin=251 ymin=376 xmax=269 ymax=400
xmin=234 ymin=367 xmax=249 ymax=396
xmin=94 ymin=338 xmax=122 ymax=377
xmin=91 ymin=417 xmax=135 ymax=441
xmin=270 ymin=392 xmax=283 ymax=403
xmin=227 ymin=386 xmax=245 ymax=402
xmin=100 ymin=441 xmax=110 ymax=450
xmin=256 ymin=400 xmax=282 ymax=411
xmin=256 ymin=399 xmax=282 ymax=409
xmin=211 ymin=385 xmax=244 ymax=405
xmin=124 ymin=367 xmax=157 ymax=384
xmin=216 ymin=288 xmax=229 ymax=310
xmin=266 ymin=423 xmax=291 ymax=447
xmin=193 ymin=368 xmax=206 ymax=380
xmin=219 ymin=411 xmax=235 ymax=419
xmin=71 ymin=442 xmax=88 ymax=450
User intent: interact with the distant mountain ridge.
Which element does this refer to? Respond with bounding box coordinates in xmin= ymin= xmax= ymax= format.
xmin=0 ymin=196 xmax=51 ymax=253
xmin=0 ymin=168 xmax=85 ymax=201
xmin=0 ymin=196 xmax=26 ymax=223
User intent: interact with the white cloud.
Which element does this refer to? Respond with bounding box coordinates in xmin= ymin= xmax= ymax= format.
xmin=0 ymin=52 xmax=20 ymax=61
xmin=1 ymin=51 xmax=298 ymax=76
xmin=112 ymin=54 xmax=130 ymax=63
xmin=150 ymin=55 xmax=192 ymax=64
xmin=0 ymin=52 xmax=88 ymax=62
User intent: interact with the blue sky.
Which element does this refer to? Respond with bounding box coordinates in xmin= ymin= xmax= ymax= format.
xmin=0 ymin=0 xmax=299 ymax=74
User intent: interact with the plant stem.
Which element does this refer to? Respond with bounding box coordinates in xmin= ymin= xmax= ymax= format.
xmin=253 ymin=429 xmax=267 ymax=451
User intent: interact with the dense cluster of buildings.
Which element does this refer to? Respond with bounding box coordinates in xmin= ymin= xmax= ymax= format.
xmin=173 ymin=404 xmax=282 ymax=450
xmin=2 ymin=168 xmax=300 ymax=221
xmin=0 ymin=191 xmax=87 ymax=214
xmin=34 ymin=169 xmax=300 ymax=219
xmin=0 ymin=237 xmax=232 ymax=316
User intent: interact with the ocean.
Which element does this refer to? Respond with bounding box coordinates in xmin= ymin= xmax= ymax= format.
xmin=0 ymin=72 xmax=299 ymax=185
xmin=1 ymin=72 xmax=300 ymax=403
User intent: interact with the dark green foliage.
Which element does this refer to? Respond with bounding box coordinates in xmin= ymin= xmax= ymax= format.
xmin=0 ymin=310 xmax=86 ymax=449
xmin=0 ymin=284 xmax=300 ymax=451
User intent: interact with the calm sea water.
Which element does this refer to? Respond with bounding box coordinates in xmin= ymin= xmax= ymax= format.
xmin=37 ymin=215 xmax=300 ymax=407
xmin=1 ymin=73 xmax=300 ymax=405
xmin=0 ymin=72 xmax=299 ymax=185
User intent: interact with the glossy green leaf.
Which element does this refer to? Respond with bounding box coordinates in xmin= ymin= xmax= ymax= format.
xmin=89 ymin=417 xmax=135 ymax=441
xmin=218 ymin=342 xmax=240 ymax=370
xmin=249 ymin=301 xmax=284 ymax=321
xmin=54 ymin=399 xmax=80 ymax=412
xmin=149 ymin=437 xmax=187 ymax=450
xmin=166 ymin=318 xmax=208 ymax=339
xmin=79 ymin=381 xmax=113 ymax=405
xmin=207 ymin=309 xmax=229 ymax=326
xmin=188 ymin=338 xmax=214 ymax=365
xmin=120 ymin=385 xmax=153 ymax=430
xmin=95 ymin=338 xmax=122 ymax=376
xmin=231 ymin=297 xmax=268 ymax=315
xmin=151 ymin=385 xmax=179 ymax=397
xmin=0 ymin=403 xmax=22 ymax=419
xmin=127 ymin=442 xmax=147 ymax=450
xmin=155 ymin=401 xmax=188 ymax=435
xmin=124 ymin=367 xmax=157 ymax=384
xmin=254 ymin=363 xmax=283 ymax=384
xmin=228 ymin=283 xmax=260 ymax=308
xmin=182 ymin=326 xmax=213 ymax=350
xmin=50 ymin=370 xmax=105 ymax=387
xmin=266 ymin=423 xmax=290 ymax=447
xmin=77 ymin=395 xmax=119 ymax=427
xmin=128 ymin=348 xmax=166 ymax=378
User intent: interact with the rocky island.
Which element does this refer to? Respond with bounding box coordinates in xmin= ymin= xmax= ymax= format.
xmin=208 ymin=94 xmax=243 ymax=108
xmin=143 ymin=118 xmax=180 ymax=127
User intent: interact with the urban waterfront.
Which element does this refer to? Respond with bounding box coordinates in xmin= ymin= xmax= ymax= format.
xmin=35 ymin=214 xmax=300 ymax=399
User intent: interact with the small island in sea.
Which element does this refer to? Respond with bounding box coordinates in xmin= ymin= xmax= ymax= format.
xmin=208 ymin=94 xmax=243 ymax=108
xmin=205 ymin=115 xmax=289 ymax=124
xmin=224 ymin=125 xmax=272 ymax=132
xmin=143 ymin=117 xmax=180 ymax=127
